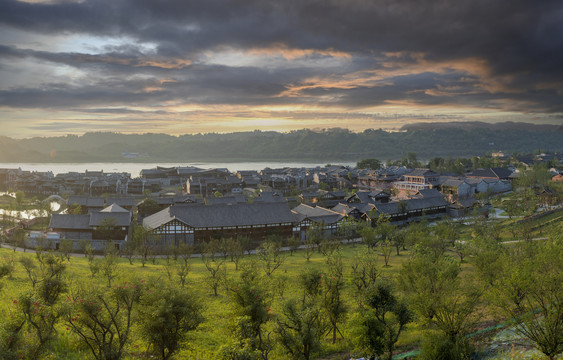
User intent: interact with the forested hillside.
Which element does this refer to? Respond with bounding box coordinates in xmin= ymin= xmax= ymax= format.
xmin=1 ymin=122 xmax=561 ymax=162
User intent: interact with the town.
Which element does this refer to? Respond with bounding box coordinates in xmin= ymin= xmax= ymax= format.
xmin=1 ymin=151 xmax=561 ymax=252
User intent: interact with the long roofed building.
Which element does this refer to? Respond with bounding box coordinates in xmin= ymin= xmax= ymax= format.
xmin=143 ymin=202 xmax=296 ymax=246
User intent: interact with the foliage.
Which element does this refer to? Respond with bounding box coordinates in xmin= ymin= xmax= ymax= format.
xmin=227 ymin=265 xmax=273 ymax=360
xmin=419 ymin=331 xmax=474 ymax=360
xmin=357 ymin=158 xmax=382 ymax=170
xmin=64 ymin=280 xmax=143 ymax=360
xmin=492 ymin=237 xmax=563 ymax=360
xmin=275 ymin=299 xmax=326 ymax=360
xmin=352 ymin=280 xmax=412 ymax=360
xmin=138 ymin=282 xmax=204 ymax=360
xmin=137 ymin=198 xmax=161 ymax=218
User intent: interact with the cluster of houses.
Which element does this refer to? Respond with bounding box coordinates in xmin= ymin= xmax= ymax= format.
xmin=0 ymin=169 xmax=151 ymax=195
xmin=7 ymin=153 xmax=562 ymax=251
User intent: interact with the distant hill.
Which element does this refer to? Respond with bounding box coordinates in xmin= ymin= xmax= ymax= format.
xmin=401 ymin=121 xmax=562 ymax=132
xmin=1 ymin=122 xmax=562 ymax=163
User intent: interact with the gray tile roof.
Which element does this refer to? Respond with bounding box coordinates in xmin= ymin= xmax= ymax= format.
xmin=106 ymin=197 xmax=136 ymax=207
xmin=89 ymin=211 xmax=132 ymax=227
xmin=292 ymin=204 xmax=344 ymax=224
xmin=100 ymin=204 xmax=130 ymax=213
xmin=373 ymin=197 xmax=448 ymax=215
xmin=143 ymin=202 xmax=296 ymax=229
xmin=50 ymin=214 xmax=91 ymax=230
xmin=67 ymin=196 xmax=105 ymax=207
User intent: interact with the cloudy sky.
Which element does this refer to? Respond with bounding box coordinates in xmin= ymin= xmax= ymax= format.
xmin=1 ymin=0 xmax=562 ymax=137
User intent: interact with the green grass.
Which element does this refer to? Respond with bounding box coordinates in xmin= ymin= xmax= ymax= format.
xmin=0 ymin=244 xmax=417 ymax=359
xmin=1 ymin=205 xmax=560 ymax=359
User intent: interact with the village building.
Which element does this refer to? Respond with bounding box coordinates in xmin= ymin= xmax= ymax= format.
xmin=291 ymin=204 xmax=345 ymax=240
xmin=47 ymin=203 xmax=132 ymax=250
xmin=143 ymin=202 xmax=296 ymax=247
xmin=393 ymin=169 xmax=440 ymax=191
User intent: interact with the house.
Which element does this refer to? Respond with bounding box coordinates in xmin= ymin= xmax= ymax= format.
xmin=394 ymin=169 xmax=440 ymax=191
xmin=291 ymin=204 xmax=345 ymax=240
xmin=67 ymin=196 xmax=105 ymax=214
xmin=369 ymin=197 xmax=448 ymax=225
xmin=466 ymin=167 xmax=513 ymax=180
xmin=48 ymin=203 xmax=132 ymax=250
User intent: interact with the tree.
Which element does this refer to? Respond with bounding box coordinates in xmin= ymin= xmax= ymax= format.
xmin=137 ymin=198 xmax=161 ymax=218
xmin=65 ymin=280 xmax=143 ymax=360
xmin=298 ymin=267 xmax=324 ymax=303
xmin=202 ymin=240 xmax=226 ymax=296
xmin=238 ymin=236 xmax=254 ymax=256
xmin=176 ymin=243 xmax=193 ymax=287
xmin=357 ymin=158 xmax=382 ymax=170
xmin=321 ymin=253 xmax=347 ymax=344
xmin=226 ymin=265 xmax=273 ymax=360
xmin=276 ymin=299 xmax=326 ymax=360
xmin=306 ymin=224 xmax=324 ymax=253
xmin=138 ymin=283 xmax=204 ymax=360
xmin=380 ymin=240 xmax=393 ymax=267
xmin=258 ymin=238 xmax=286 ymax=277
xmin=287 ymin=236 xmax=301 ymax=256
xmin=359 ymin=225 xmax=378 ymax=249
xmin=97 ymin=218 xmax=120 ymax=241
xmin=101 ymin=241 xmax=119 ymax=287
xmin=492 ymin=238 xmax=563 ymax=360
xmin=15 ymin=190 xmax=25 ymax=209
xmin=399 ymin=253 xmax=480 ymax=345
xmin=225 ymin=238 xmax=244 ymax=270
xmin=132 ymin=223 xmax=153 ymax=267
xmin=350 ymin=248 xmax=379 ymax=293
xmin=352 ymin=280 xmax=412 ymax=360
xmin=58 ymin=239 xmax=74 ymax=261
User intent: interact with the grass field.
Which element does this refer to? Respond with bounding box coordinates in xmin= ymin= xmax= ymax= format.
xmin=0 ymin=200 xmax=561 ymax=359
xmin=0 ymin=242 xmax=427 ymax=359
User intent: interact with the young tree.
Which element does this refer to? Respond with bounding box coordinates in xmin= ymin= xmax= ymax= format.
xmin=493 ymin=239 xmax=563 ymax=360
xmin=138 ymin=284 xmax=204 ymax=360
xmin=351 ymin=280 xmax=412 ymax=360
xmin=225 ymin=238 xmax=244 ymax=270
xmin=226 ymin=265 xmax=273 ymax=360
xmin=359 ymin=225 xmax=378 ymax=249
xmin=65 ymin=280 xmax=143 ymax=360
xmin=202 ymin=240 xmax=226 ymax=296
xmin=350 ymin=248 xmax=379 ymax=293
xmin=101 ymin=241 xmax=119 ymax=287
xmin=380 ymin=240 xmax=393 ymax=267
xmin=303 ymin=237 xmax=315 ymax=262
xmin=287 ymin=236 xmax=301 ymax=256
xmin=399 ymin=253 xmax=480 ymax=346
xmin=306 ymin=224 xmax=324 ymax=253
xmin=258 ymin=238 xmax=286 ymax=277
xmin=132 ymin=223 xmax=153 ymax=267
xmin=322 ymin=253 xmax=347 ymax=344
xmin=58 ymin=239 xmax=74 ymax=261
xmin=298 ymin=267 xmax=324 ymax=305
xmin=176 ymin=243 xmax=193 ymax=288
xmin=238 ymin=236 xmax=254 ymax=256
xmin=276 ymin=299 xmax=326 ymax=360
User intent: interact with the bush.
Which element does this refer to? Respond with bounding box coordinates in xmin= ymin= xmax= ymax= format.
xmin=420 ymin=332 xmax=474 ymax=360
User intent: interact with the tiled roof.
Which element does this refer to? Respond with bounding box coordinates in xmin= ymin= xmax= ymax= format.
xmin=144 ymin=202 xmax=296 ymax=229
xmin=50 ymin=214 xmax=91 ymax=230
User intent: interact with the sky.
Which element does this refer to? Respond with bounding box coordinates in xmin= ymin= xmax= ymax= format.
xmin=0 ymin=0 xmax=562 ymax=138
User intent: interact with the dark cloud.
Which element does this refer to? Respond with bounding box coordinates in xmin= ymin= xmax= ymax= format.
xmin=0 ymin=0 xmax=562 ymax=133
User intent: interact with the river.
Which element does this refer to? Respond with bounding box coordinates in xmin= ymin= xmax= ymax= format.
xmin=0 ymin=161 xmax=356 ymax=177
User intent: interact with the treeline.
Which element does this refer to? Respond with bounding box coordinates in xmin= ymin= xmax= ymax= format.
xmin=1 ymin=122 xmax=562 ymax=162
